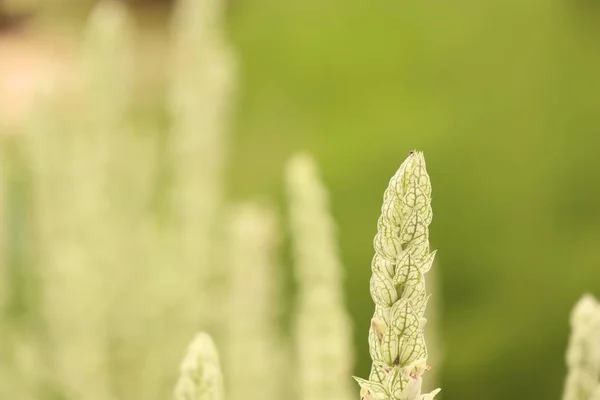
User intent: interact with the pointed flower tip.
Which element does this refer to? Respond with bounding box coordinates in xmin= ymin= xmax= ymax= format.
xmin=571 ymin=294 xmax=600 ymax=322
xmin=286 ymin=152 xmax=318 ymax=181
xmin=353 ymin=377 xmax=388 ymax=400
xmin=175 ymin=332 xmax=224 ymax=400
xmin=180 ymin=332 xmax=220 ymax=372
xmin=421 ymin=388 xmax=441 ymax=399
xmin=289 ymin=151 xmax=315 ymax=166
xmin=576 ymin=293 xmax=599 ymax=308
xmin=407 ymin=149 xmax=425 ymax=158
xmin=406 ymin=149 xmax=426 ymax=164
xmin=394 ymin=149 xmax=428 ymax=183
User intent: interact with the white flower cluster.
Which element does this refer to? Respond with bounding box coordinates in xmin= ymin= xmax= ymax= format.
xmin=355 ymin=151 xmax=440 ymax=400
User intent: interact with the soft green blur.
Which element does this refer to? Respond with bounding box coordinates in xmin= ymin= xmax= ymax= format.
xmin=3 ymin=0 xmax=600 ymax=399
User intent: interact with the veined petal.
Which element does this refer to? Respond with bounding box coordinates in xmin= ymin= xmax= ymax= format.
xmin=403 ymin=153 xmax=431 ymax=199
xmin=394 ymin=252 xmax=422 ymax=288
xmin=387 ymin=367 xmax=409 ymax=400
xmin=374 ymin=226 xmax=402 ymax=261
xmin=408 ymin=290 xmax=430 ymax=319
xmin=372 ymin=253 xmax=396 ymax=278
xmin=418 ymin=250 xmax=437 ymax=274
xmin=390 ymin=299 xmax=421 ymax=338
xmin=370 ymin=270 xmax=398 ymax=307
xmin=382 ymin=194 xmax=404 ymax=227
xmin=354 ymin=377 xmax=389 ymax=400
xmin=399 ymin=334 xmax=427 ymax=367
xmin=401 ymin=181 xmax=431 ymax=224
xmin=381 ymin=323 xmax=401 ymax=367
xmin=369 ymin=363 xmax=388 ymax=384
xmin=400 ymin=211 xmax=428 ymax=249
xmin=401 ymin=278 xmax=425 ymax=302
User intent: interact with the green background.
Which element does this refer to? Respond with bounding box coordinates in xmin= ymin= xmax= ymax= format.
xmin=226 ymin=1 xmax=600 ymax=399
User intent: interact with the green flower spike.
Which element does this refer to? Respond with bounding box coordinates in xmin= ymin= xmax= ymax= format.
xmin=355 ymin=151 xmax=440 ymax=400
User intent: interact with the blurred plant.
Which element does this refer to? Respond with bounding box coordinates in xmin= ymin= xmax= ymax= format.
xmin=1 ymin=0 xmax=237 ymax=398
xmin=0 ymin=136 xmax=45 ymax=400
xmin=24 ymin=2 xmax=134 ymax=399
xmin=1 ymin=0 xmax=451 ymax=399
xmin=223 ymin=203 xmax=286 ymax=400
xmin=167 ymin=0 xmax=236 ymax=334
xmin=355 ymin=151 xmax=440 ymax=400
xmin=141 ymin=0 xmax=237 ymax=394
xmin=286 ymin=153 xmax=354 ymax=400
xmin=175 ymin=332 xmax=225 ymax=400
xmin=563 ymin=294 xmax=600 ymax=400
xmin=3 ymin=0 xmax=96 ymax=19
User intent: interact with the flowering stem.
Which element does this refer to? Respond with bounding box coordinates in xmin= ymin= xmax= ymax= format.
xmin=355 ymin=151 xmax=440 ymax=400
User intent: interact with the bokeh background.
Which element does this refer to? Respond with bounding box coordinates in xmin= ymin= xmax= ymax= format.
xmin=2 ymin=0 xmax=600 ymax=399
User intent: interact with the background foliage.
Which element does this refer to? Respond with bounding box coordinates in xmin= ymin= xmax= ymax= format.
xmin=3 ymin=0 xmax=600 ymax=399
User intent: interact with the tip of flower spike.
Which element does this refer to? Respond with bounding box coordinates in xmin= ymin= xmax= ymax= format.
xmin=285 ymin=152 xmax=319 ymax=189
xmin=179 ymin=332 xmax=221 ymax=373
xmin=570 ymin=294 xmax=600 ymax=325
xmin=175 ymin=332 xmax=224 ymax=400
xmin=404 ymin=150 xmax=426 ymax=169
xmin=288 ymin=152 xmax=316 ymax=169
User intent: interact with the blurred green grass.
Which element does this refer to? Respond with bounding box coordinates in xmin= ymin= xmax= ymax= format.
xmin=224 ymin=0 xmax=600 ymax=399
